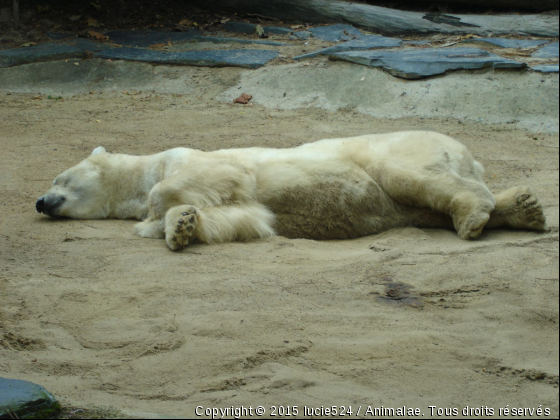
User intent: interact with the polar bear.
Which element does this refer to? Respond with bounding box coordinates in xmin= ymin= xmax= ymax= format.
xmin=36 ymin=131 xmax=547 ymax=251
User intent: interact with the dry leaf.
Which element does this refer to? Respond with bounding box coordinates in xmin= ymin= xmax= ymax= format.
xmin=87 ymin=18 xmax=99 ymax=27
xmin=233 ymin=93 xmax=253 ymax=104
xmin=178 ymin=19 xmax=192 ymax=26
xmin=87 ymin=30 xmax=109 ymax=41
xmin=150 ymin=43 xmax=166 ymax=49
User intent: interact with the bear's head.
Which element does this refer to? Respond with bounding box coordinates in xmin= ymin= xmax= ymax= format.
xmin=36 ymin=147 xmax=110 ymax=219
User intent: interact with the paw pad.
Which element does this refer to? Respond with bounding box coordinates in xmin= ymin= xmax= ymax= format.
xmin=166 ymin=206 xmax=200 ymax=251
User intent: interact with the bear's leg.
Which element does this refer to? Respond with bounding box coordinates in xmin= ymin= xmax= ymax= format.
xmin=164 ymin=203 xmax=276 ymax=251
xmin=375 ymin=165 xmax=495 ymax=240
xmin=486 ymin=186 xmax=548 ymax=231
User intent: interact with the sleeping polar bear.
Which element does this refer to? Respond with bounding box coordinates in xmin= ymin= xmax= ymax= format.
xmin=36 ymin=131 xmax=547 ymax=251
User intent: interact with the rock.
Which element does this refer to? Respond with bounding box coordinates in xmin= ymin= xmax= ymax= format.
xmin=46 ymin=32 xmax=75 ymax=40
xmin=461 ymin=38 xmax=550 ymax=49
xmin=291 ymin=31 xmax=313 ymax=40
xmin=0 ymin=43 xmax=85 ymax=68
xmin=531 ymin=65 xmax=559 ymax=73
xmin=330 ymin=47 xmax=526 ymax=79
xmin=104 ymin=29 xmax=201 ymax=47
xmin=94 ymin=48 xmax=280 ymax=69
xmin=195 ymin=35 xmax=286 ymax=47
xmin=223 ymin=21 xmax=292 ymax=35
xmin=532 ymin=42 xmax=559 ymax=58
xmin=212 ymin=0 xmax=559 ymax=37
xmin=306 ymin=24 xmax=363 ymax=42
xmin=104 ymin=29 xmax=285 ymax=48
xmin=294 ymin=35 xmax=402 ymax=60
xmin=0 ymin=377 xmax=61 ymax=419
xmin=65 ymin=38 xmax=115 ymax=53
xmin=404 ymin=40 xmax=432 ymax=46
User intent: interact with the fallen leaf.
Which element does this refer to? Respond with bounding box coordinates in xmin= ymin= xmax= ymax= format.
xmin=256 ymin=25 xmax=266 ymax=38
xmin=233 ymin=93 xmax=253 ymax=104
xmin=87 ymin=30 xmax=109 ymax=41
xmin=178 ymin=19 xmax=192 ymax=26
xmin=20 ymin=42 xmax=37 ymax=47
xmin=87 ymin=18 xmax=99 ymax=27
xmin=150 ymin=43 xmax=166 ymax=49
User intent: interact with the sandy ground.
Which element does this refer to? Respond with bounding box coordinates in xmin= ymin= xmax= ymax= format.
xmin=0 ymin=88 xmax=559 ymax=418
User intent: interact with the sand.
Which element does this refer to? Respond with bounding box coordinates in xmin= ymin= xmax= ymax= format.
xmin=0 ymin=89 xmax=558 ymax=418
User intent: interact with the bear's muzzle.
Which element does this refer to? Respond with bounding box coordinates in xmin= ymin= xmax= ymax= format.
xmin=36 ymin=195 xmax=65 ymax=218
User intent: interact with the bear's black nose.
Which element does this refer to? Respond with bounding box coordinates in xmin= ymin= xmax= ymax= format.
xmin=36 ymin=197 xmax=45 ymax=214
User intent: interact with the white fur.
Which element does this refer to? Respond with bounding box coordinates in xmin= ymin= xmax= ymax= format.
xmin=38 ymin=131 xmax=547 ymax=251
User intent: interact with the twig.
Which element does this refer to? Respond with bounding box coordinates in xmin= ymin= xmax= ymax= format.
xmin=7 ymin=408 xmax=19 ymax=420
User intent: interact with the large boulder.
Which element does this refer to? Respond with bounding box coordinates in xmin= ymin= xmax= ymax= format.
xmin=0 ymin=378 xmax=61 ymax=419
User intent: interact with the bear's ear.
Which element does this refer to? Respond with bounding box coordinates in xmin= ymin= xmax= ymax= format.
xmin=91 ymin=146 xmax=107 ymax=156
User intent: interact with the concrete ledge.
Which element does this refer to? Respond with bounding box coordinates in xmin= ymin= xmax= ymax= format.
xmin=217 ymin=62 xmax=559 ymax=133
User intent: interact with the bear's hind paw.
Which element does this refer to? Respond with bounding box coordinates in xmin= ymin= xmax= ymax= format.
xmin=165 ymin=205 xmax=199 ymax=251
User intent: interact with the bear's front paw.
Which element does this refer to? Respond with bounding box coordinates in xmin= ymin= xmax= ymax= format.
xmin=165 ymin=205 xmax=199 ymax=251
xmin=455 ymin=211 xmax=491 ymax=240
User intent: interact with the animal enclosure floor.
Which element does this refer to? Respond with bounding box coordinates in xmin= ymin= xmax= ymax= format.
xmin=0 ymin=93 xmax=558 ymax=418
